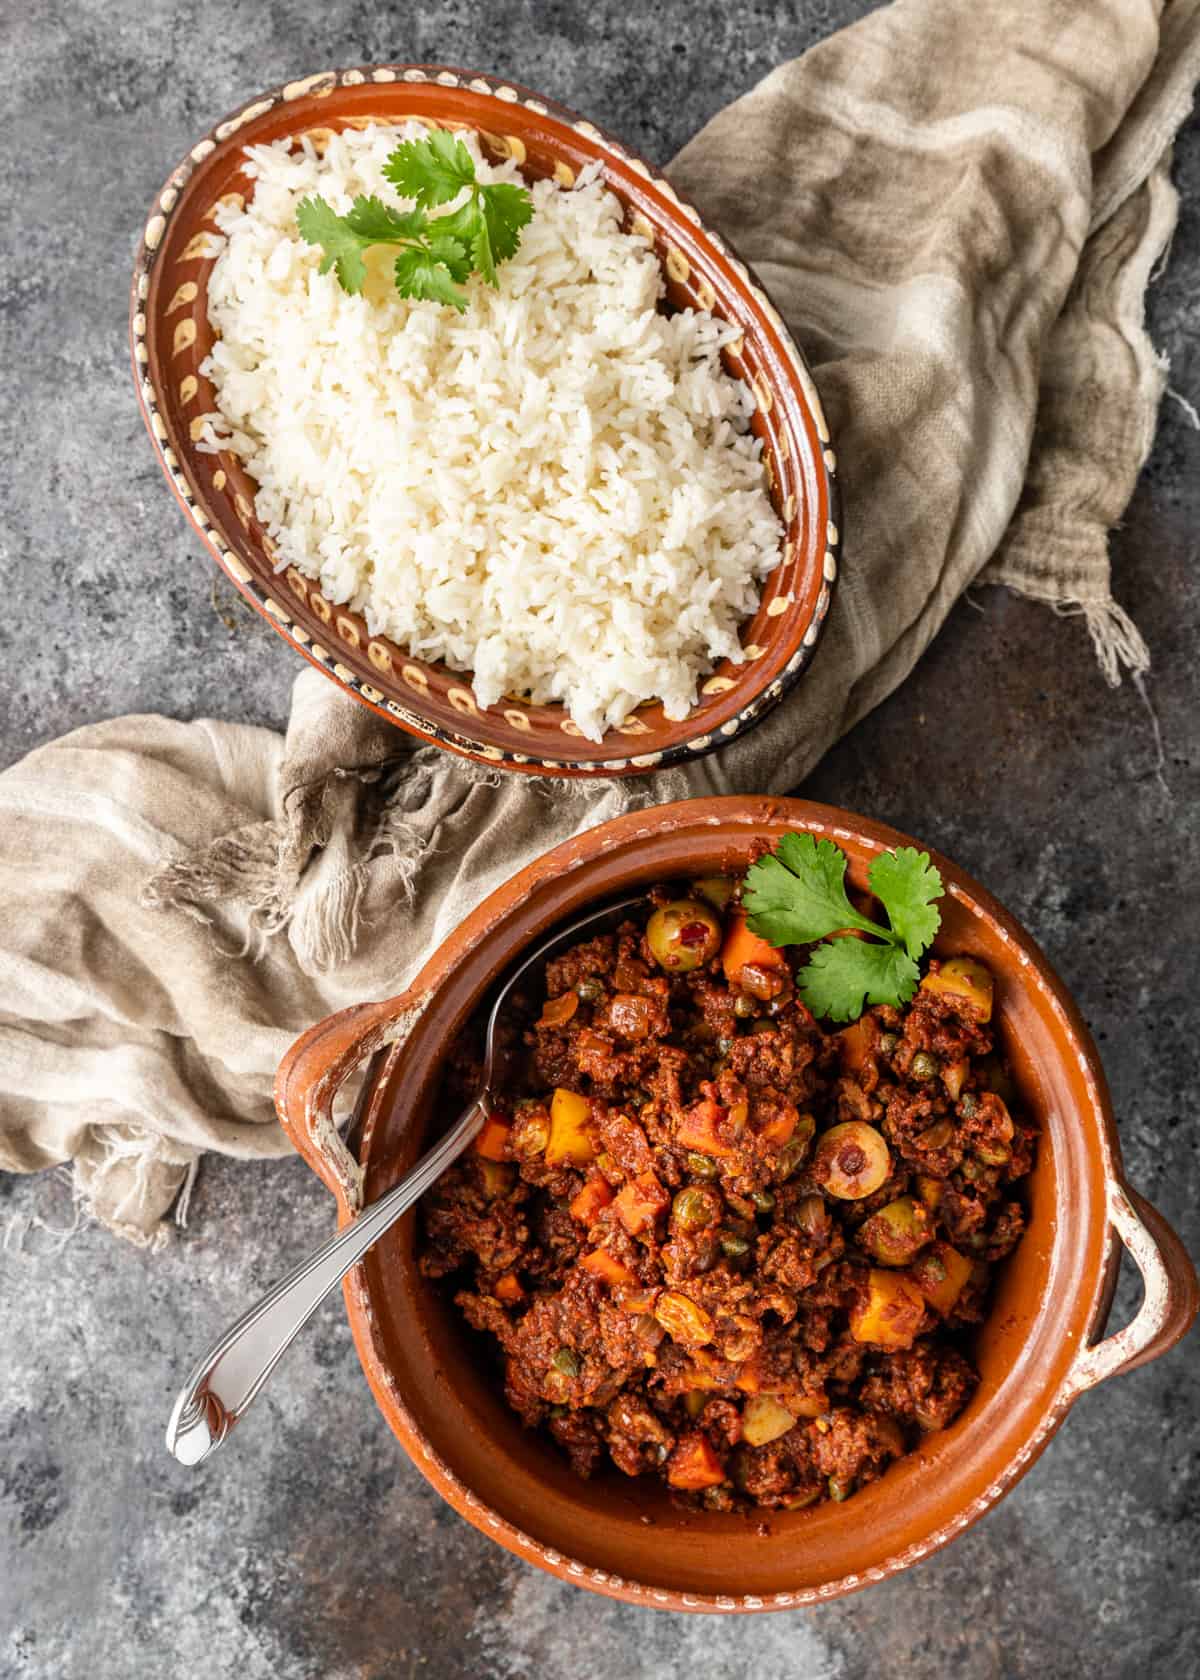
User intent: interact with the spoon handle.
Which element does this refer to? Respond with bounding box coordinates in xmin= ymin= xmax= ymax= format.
xmin=166 ymin=1097 xmax=486 ymax=1465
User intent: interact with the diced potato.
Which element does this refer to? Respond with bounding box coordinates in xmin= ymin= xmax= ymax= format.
xmin=741 ymin=1395 xmax=797 ymax=1447
xmin=907 ymin=1240 xmax=973 ymax=1316
xmin=849 ymin=1269 xmax=926 ymax=1349
xmin=568 ymin=1174 xmax=614 ymax=1226
xmin=921 ymin=957 xmax=994 ymax=1022
xmin=579 ymin=1248 xmax=637 ymax=1287
xmin=914 ymin=1174 xmax=945 ymax=1210
xmin=473 ymin=1115 xmax=511 ymax=1161
xmin=666 ymin=1432 xmax=726 ymax=1490
xmin=546 ymin=1088 xmax=596 ymax=1165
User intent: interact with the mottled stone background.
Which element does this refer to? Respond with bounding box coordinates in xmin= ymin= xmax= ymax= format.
xmin=1 ymin=1 xmax=1197 ymax=1676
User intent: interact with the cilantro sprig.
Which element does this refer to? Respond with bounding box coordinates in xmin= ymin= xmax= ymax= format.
xmin=743 ymin=833 xmax=943 ymax=1022
xmin=296 ymin=129 xmax=533 ymax=313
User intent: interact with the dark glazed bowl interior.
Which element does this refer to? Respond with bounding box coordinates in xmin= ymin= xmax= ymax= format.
xmin=132 ymin=66 xmax=839 ymax=777
xmin=342 ymin=803 xmax=1115 ymax=1607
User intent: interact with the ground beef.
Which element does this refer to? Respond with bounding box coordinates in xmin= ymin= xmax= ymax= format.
xmin=420 ymin=881 xmax=1036 ymax=1512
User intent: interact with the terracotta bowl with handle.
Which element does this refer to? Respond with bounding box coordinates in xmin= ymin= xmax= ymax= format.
xmin=273 ymin=796 xmax=1198 ymax=1612
xmin=131 ymin=66 xmax=839 ymax=777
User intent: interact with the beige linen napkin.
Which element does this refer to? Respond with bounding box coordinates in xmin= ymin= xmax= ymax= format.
xmin=3 ymin=0 xmax=1198 ymax=1243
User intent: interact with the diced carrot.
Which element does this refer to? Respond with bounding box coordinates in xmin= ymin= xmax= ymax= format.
xmin=676 ymin=1098 xmax=737 ymax=1159
xmin=539 ymin=990 xmax=579 ymax=1028
xmin=735 ymin=1361 xmax=762 ymax=1394
xmin=569 ymin=1174 xmax=614 ymax=1226
xmin=758 ymin=1102 xmax=801 ymax=1147
xmin=580 ymin=1248 xmax=637 ymax=1287
xmin=473 ymin=1115 xmax=511 ymax=1161
xmin=546 ymin=1088 xmax=596 ymax=1166
xmin=614 ymin=1171 xmax=669 ymax=1235
xmin=838 ymin=1017 xmax=874 ymax=1073
xmin=493 ymin=1272 xmax=524 ymax=1304
xmin=666 ymin=1432 xmax=726 ymax=1490
xmin=720 ymin=910 xmax=788 ymax=987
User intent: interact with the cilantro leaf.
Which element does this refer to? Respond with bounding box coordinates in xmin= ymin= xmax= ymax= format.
xmin=744 ymin=832 xmax=885 ymax=947
xmin=425 ymin=233 xmax=472 ymax=285
xmin=869 ymin=847 xmax=943 ymax=960
xmin=797 ymin=940 xmax=920 ymax=1024
xmin=342 ymin=195 xmax=428 ymax=243
xmin=295 ymin=195 xmax=369 ymax=293
xmin=469 ymin=211 xmax=496 ymax=287
xmin=393 ymin=246 xmax=469 ymax=312
xmin=384 ymin=129 xmax=477 ymax=208
xmin=481 ymin=181 xmax=534 ymax=264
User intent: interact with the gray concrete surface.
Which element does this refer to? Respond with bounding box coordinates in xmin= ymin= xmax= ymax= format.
xmin=2 ymin=2 xmax=1198 ymax=1677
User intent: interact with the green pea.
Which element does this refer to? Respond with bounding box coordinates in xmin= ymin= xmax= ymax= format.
xmin=686 ymin=1152 xmax=719 ymax=1180
xmin=878 ymin=1032 xmax=899 ymax=1055
xmin=828 ymin=1477 xmax=853 ymax=1503
xmin=576 ymin=977 xmax=604 ymax=1005
xmin=733 ymin=994 xmax=756 ymax=1019
xmin=719 ymin=1231 xmax=751 ymax=1259
xmin=910 ymin=1051 xmax=940 ymax=1082
xmin=750 ymin=1189 xmax=775 ymax=1214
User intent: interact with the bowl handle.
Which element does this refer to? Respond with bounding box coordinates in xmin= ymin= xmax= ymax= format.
xmin=1062 ymin=1179 xmax=1198 ymax=1399
xmin=274 ymin=990 xmax=429 ymax=1218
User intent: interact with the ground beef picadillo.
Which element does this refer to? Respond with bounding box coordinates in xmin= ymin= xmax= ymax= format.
xmin=419 ymin=878 xmax=1036 ymax=1512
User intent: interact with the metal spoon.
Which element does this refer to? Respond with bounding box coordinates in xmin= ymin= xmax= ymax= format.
xmin=165 ymin=892 xmax=646 ymax=1466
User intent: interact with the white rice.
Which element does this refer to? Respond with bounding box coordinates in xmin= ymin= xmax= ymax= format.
xmin=199 ymin=123 xmax=784 ymax=740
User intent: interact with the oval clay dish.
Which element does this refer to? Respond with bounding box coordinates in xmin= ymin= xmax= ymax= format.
xmin=131 ymin=67 xmax=839 ymax=777
xmin=275 ymin=797 xmax=1198 ymax=1611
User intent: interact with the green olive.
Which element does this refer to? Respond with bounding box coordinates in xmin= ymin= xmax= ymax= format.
xmin=673 ymin=1186 xmax=722 ymax=1231
xmin=878 ymin=1032 xmax=899 ymax=1055
xmin=959 ymin=1092 xmax=979 ymax=1118
xmin=750 ymin=1189 xmax=776 ymax=1214
xmin=910 ymin=1051 xmax=941 ymax=1082
xmin=733 ymin=993 xmax=756 ymax=1019
xmin=719 ymin=1230 xmax=751 ymax=1259
xmin=646 ymin=901 xmax=722 ymax=973
xmin=552 ymin=1347 xmax=580 ymax=1378
xmin=685 ymin=1151 xmax=719 ymax=1180
xmin=858 ymin=1196 xmax=933 ymax=1265
xmin=827 ymin=1477 xmax=853 ymax=1503
xmin=576 ymin=977 xmax=604 ymax=1005
xmin=811 ymin=1122 xmax=891 ymax=1200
